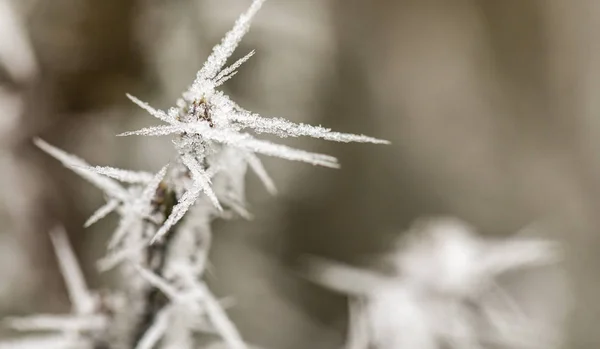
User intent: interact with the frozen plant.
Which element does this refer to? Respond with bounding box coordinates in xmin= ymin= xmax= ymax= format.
xmin=3 ymin=0 xmax=388 ymax=348
xmin=306 ymin=217 xmax=565 ymax=349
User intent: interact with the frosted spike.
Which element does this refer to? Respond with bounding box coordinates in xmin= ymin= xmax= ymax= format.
xmin=151 ymin=186 xmax=202 ymax=244
xmin=49 ymin=226 xmax=95 ymax=315
xmin=244 ymin=152 xmax=276 ymax=195
xmin=213 ymin=50 xmax=255 ymax=87
xmin=481 ymin=238 xmax=561 ymax=276
xmin=222 ymin=196 xmax=253 ymax=220
xmin=181 ymin=154 xmax=222 ymax=210
xmin=34 ymin=139 xmax=127 ymax=201
xmin=304 ymin=257 xmax=394 ymax=296
xmin=231 ymin=110 xmax=390 ymax=144
xmin=96 ymin=238 xmax=149 ymax=272
xmin=102 ymin=166 xmax=168 ymax=248
xmin=191 ymin=283 xmax=247 ymax=349
xmin=0 ymin=335 xmax=80 ymax=349
xmin=131 ymin=263 xmax=179 ymax=300
xmin=135 ymin=306 xmax=170 ymax=349
xmin=213 ymin=71 xmax=238 ymax=88
xmin=6 ymin=314 xmax=105 ymax=332
xmin=140 ymin=165 xmax=169 ymax=206
xmin=118 ymin=124 xmax=184 ymax=137
xmin=107 ymin=213 xmax=138 ymax=249
xmin=346 ymin=300 xmax=369 ymax=349
xmin=199 ymin=128 xmax=340 ymax=168
xmin=84 ymin=199 xmax=119 ymax=228
xmin=83 ymin=165 xmax=155 ymax=184
xmin=127 ymin=93 xmax=176 ymax=124
xmin=195 ymin=0 xmax=265 ymax=82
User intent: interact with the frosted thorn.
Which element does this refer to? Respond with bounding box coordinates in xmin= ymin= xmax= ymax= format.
xmin=49 ymin=226 xmax=95 ymax=315
xmin=84 ymin=199 xmax=119 ymax=228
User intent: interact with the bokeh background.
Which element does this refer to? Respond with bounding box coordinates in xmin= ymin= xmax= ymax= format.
xmin=0 ymin=0 xmax=598 ymax=348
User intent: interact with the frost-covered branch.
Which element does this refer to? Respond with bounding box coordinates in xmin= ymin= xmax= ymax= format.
xmin=14 ymin=0 xmax=388 ymax=348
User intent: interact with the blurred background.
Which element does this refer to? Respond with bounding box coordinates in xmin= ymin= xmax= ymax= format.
xmin=0 ymin=0 xmax=598 ymax=348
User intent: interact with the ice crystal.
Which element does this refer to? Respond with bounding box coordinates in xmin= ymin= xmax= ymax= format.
xmin=306 ymin=217 xmax=563 ymax=349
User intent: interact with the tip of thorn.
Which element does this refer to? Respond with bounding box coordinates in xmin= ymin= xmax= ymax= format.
xmin=32 ymin=137 xmax=46 ymax=147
